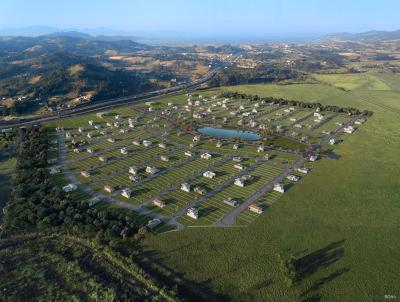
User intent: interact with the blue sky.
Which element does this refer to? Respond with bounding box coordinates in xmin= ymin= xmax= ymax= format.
xmin=1 ymin=0 xmax=399 ymax=35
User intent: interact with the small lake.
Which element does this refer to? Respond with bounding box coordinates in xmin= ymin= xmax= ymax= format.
xmin=198 ymin=127 xmax=261 ymax=141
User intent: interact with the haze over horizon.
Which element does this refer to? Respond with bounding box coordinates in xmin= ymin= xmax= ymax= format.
xmin=1 ymin=0 xmax=400 ymax=43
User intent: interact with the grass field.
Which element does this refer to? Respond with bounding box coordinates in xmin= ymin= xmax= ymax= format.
xmin=141 ymin=71 xmax=400 ymax=301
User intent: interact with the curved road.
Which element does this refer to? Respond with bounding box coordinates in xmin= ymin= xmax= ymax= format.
xmin=0 ymin=67 xmax=221 ymax=129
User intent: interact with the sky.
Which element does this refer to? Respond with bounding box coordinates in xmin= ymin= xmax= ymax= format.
xmin=1 ymin=0 xmax=399 ymax=38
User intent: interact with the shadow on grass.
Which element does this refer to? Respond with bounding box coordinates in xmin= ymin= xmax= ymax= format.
xmin=137 ymin=247 xmax=231 ymax=302
xmin=293 ymin=240 xmax=345 ymax=280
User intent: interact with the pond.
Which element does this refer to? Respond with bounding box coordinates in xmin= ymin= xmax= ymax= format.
xmin=198 ymin=127 xmax=261 ymax=141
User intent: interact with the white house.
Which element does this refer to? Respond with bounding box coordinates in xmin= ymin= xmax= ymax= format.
xmin=309 ymin=155 xmax=318 ymax=162
xmin=257 ymin=145 xmax=265 ymax=153
xmin=216 ymin=141 xmax=223 ymax=148
xmin=147 ymin=218 xmax=161 ymax=229
xmin=201 ymin=152 xmax=212 ymax=160
xmin=73 ymin=148 xmax=80 ymax=153
xmin=248 ymin=204 xmax=263 ymax=214
xmin=142 ymin=140 xmax=152 ymax=147
xmin=49 ymin=167 xmax=61 ymax=174
xmin=98 ymin=156 xmax=107 ymax=162
xmin=287 ymin=175 xmax=300 ymax=182
xmin=146 ymin=166 xmax=158 ymax=175
xmin=343 ymin=126 xmax=355 ymax=134
xmin=88 ymin=120 xmax=94 ymax=126
xmin=233 ymin=143 xmax=240 ymax=150
xmin=81 ymin=171 xmax=90 ymax=178
xmin=184 ymin=151 xmax=193 ymax=157
xmin=297 ymin=167 xmax=310 ymax=174
xmin=158 ymin=142 xmax=166 ymax=149
xmin=193 ymin=135 xmax=201 ymax=142
xmin=203 ymin=171 xmax=216 ymax=179
xmin=187 ymin=207 xmax=199 ymax=219
xmin=65 ymin=132 xmax=72 ymax=139
xmin=62 ymin=183 xmax=77 ymax=193
xmin=273 ymin=183 xmax=285 ymax=193
xmin=329 ymin=138 xmax=336 ymax=145
xmin=78 ymin=127 xmax=85 ymax=133
xmin=233 ymin=156 xmax=242 ymax=162
xmin=86 ymin=132 xmax=93 ymax=139
xmin=181 ymin=183 xmax=191 ymax=192
xmin=234 ymin=175 xmax=252 ymax=187
xmin=129 ymin=174 xmax=140 ymax=182
xmin=223 ymin=197 xmax=239 ymax=207
xmin=160 ymin=155 xmax=169 ymax=162
xmin=234 ymin=163 xmax=244 ymax=170
xmin=104 ymin=185 xmax=113 ymax=193
xmin=121 ymin=147 xmax=128 ymax=155
xmin=132 ymin=140 xmax=140 ymax=146
xmin=107 ymin=138 xmax=115 ymax=143
xmin=87 ymin=148 xmax=93 ymax=154
xmin=129 ymin=166 xmax=138 ymax=175
xmin=194 ymin=186 xmax=207 ymax=195
xmin=121 ymin=188 xmax=132 ymax=198
xmin=152 ymin=199 xmax=166 ymax=208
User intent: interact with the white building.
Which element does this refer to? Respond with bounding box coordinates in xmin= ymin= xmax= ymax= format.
xmin=184 ymin=151 xmax=193 ymax=157
xmin=86 ymin=132 xmax=93 ymax=139
xmin=309 ymin=155 xmax=318 ymax=162
xmin=343 ymin=126 xmax=355 ymax=134
xmin=234 ymin=163 xmax=244 ymax=170
xmin=203 ymin=171 xmax=216 ymax=179
xmin=329 ymin=138 xmax=336 ymax=145
xmin=248 ymin=204 xmax=263 ymax=214
xmin=287 ymin=175 xmax=300 ymax=182
xmin=62 ymin=183 xmax=77 ymax=192
xmin=121 ymin=147 xmax=128 ymax=155
xmin=234 ymin=175 xmax=252 ymax=187
xmin=233 ymin=143 xmax=240 ymax=150
xmin=273 ymin=183 xmax=285 ymax=193
xmin=146 ymin=166 xmax=158 ymax=175
xmin=158 ymin=142 xmax=166 ymax=149
xmin=121 ymin=188 xmax=132 ymax=198
xmin=88 ymin=120 xmax=94 ymax=126
xmin=223 ymin=197 xmax=239 ymax=207
xmin=233 ymin=156 xmax=242 ymax=162
xmin=78 ymin=127 xmax=85 ymax=133
xmin=81 ymin=171 xmax=90 ymax=178
xmin=187 ymin=207 xmax=199 ymax=219
xmin=104 ymin=185 xmax=113 ymax=193
xmin=98 ymin=156 xmax=107 ymax=162
xmin=132 ymin=140 xmax=140 ymax=146
xmin=193 ymin=135 xmax=201 ymax=142
xmin=160 ymin=155 xmax=169 ymax=162
xmin=216 ymin=141 xmax=223 ymax=148
xmin=181 ymin=183 xmax=191 ymax=192
xmin=201 ymin=152 xmax=212 ymax=160
xmin=147 ymin=219 xmax=161 ymax=229
xmin=257 ymin=145 xmax=265 ymax=153
xmin=297 ymin=167 xmax=310 ymax=174
xmin=129 ymin=166 xmax=138 ymax=175
xmin=142 ymin=140 xmax=152 ymax=147
xmin=49 ymin=166 xmax=61 ymax=174
xmin=107 ymin=138 xmax=115 ymax=143
xmin=86 ymin=148 xmax=93 ymax=154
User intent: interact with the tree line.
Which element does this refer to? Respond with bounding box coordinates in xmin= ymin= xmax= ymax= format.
xmin=1 ymin=125 xmax=147 ymax=243
xmin=218 ymin=91 xmax=374 ymax=117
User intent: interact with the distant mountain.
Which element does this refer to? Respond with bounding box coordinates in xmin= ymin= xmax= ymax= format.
xmin=325 ymin=29 xmax=400 ymax=41
xmin=0 ymin=33 xmax=151 ymax=54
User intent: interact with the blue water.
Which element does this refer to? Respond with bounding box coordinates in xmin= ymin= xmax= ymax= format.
xmin=198 ymin=127 xmax=260 ymax=141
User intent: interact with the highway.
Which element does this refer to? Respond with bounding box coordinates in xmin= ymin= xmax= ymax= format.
xmin=0 ymin=66 xmax=220 ymax=129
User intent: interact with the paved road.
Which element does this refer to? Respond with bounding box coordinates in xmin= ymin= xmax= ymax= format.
xmin=0 ymin=67 xmax=220 ymax=129
xmin=214 ymin=157 xmax=306 ymax=226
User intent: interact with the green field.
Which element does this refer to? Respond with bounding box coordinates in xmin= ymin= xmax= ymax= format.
xmin=140 ymin=71 xmax=400 ymax=301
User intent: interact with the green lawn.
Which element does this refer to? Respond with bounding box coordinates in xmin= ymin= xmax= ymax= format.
xmin=141 ymin=71 xmax=400 ymax=301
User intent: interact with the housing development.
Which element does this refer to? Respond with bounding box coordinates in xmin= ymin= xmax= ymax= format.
xmin=46 ymin=93 xmax=368 ymax=232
